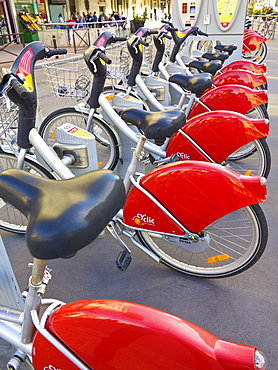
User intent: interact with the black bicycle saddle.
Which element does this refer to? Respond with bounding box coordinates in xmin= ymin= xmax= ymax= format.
xmin=214 ymin=44 xmax=237 ymax=55
xmin=168 ymin=73 xmax=213 ymax=95
xmin=0 ymin=169 xmax=125 ymax=260
xmin=202 ymin=52 xmax=229 ymax=63
xmin=188 ymin=60 xmax=222 ymax=76
xmin=121 ymin=108 xmax=186 ymax=140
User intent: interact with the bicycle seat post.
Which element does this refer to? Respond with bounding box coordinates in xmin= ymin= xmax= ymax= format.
xmin=20 ymin=258 xmax=47 ymax=344
xmin=30 ymin=258 xmax=47 ymax=286
xmin=176 ymin=90 xmax=189 ymax=110
xmin=123 ymin=134 xmax=146 ymax=193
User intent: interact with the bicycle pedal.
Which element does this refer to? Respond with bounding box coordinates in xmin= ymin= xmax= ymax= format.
xmin=116 ymin=250 xmax=132 ymax=271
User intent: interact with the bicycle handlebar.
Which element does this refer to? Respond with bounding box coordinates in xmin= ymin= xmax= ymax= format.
xmin=44 ymin=47 xmax=67 ymax=58
xmin=112 ymin=36 xmax=127 ymax=42
xmin=198 ymin=30 xmax=209 ymax=37
xmin=98 ymin=51 xmax=112 ymax=64
xmin=10 ymin=77 xmax=28 ymax=99
xmin=140 ymin=39 xmax=149 ymax=47
xmin=161 ymin=20 xmax=175 ymax=28
xmin=164 ymin=34 xmax=172 ymax=40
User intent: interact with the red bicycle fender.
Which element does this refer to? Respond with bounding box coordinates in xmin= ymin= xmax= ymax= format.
xmin=242 ymin=30 xmax=267 ymax=52
xmin=188 ymin=85 xmax=268 ymax=119
xmin=122 ymin=161 xmax=267 ymax=234
xmin=220 ymin=60 xmax=267 ymax=74
xmin=213 ymin=70 xmax=266 ymax=89
xmin=166 ymin=111 xmax=269 ymax=163
xmin=33 ymin=299 xmax=257 ymax=369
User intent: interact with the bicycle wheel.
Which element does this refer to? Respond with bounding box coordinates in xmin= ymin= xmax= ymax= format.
xmin=0 ymin=151 xmax=55 ymax=233
xmin=245 ymin=104 xmax=269 ymax=120
xmin=242 ymin=42 xmax=267 ymax=64
xmin=39 ymin=108 xmax=119 ymax=171
xmin=137 ymin=204 xmax=268 ymax=278
xmin=226 ymin=137 xmax=271 ymax=178
xmin=229 ymin=105 xmax=269 ymax=163
xmin=265 ymin=21 xmax=274 ymax=39
xmin=196 ymin=40 xmax=214 ymax=53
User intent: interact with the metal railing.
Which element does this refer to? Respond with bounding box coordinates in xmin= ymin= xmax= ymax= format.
xmin=39 ymin=20 xmax=127 ymax=31
xmin=250 ymin=14 xmax=278 ymax=39
xmin=37 ymin=21 xmax=129 ymax=52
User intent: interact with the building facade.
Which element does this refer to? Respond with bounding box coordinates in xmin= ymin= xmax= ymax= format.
xmin=0 ymin=0 xmax=170 ymax=40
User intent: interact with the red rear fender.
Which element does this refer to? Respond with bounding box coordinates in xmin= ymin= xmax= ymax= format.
xmin=123 ymin=161 xmax=267 ymax=233
xmin=243 ymin=30 xmax=267 ymax=52
xmin=32 ymin=299 xmax=258 ymax=369
xmin=167 ymin=111 xmax=269 ymax=163
xmin=213 ymin=70 xmax=266 ymax=89
xmin=188 ymin=85 xmax=268 ymax=119
xmin=220 ymin=60 xmax=267 ymax=74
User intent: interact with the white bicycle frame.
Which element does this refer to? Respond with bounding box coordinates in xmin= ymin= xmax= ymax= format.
xmin=20 ymin=129 xmax=74 ymax=179
xmin=86 ymin=91 xmax=215 ymax=169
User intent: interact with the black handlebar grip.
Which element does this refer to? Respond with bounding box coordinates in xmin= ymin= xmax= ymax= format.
xmin=113 ymin=36 xmax=127 ymax=42
xmin=198 ymin=30 xmax=209 ymax=37
xmin=140 ymin=39 xmax=149 ymax=47
xmin=98 ymin=52 xmax=112 ymax=64
xmin=11 ymin=78 xmax=28 ymax=99
xmin=162 ymin=20 xmax=175 ymax=28
xmin=164 ymin=34 xmax=172 ymax=40
xmin=150 ymin=30 xmax=158 ymax=35
xmin=45 ymin=47 xmax=67 ymax=58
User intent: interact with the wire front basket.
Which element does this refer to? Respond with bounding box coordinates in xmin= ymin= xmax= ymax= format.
xmin=41 ymin=54 xmax=92 ymax=99
xmin=0 ymin=96 xmax=18 ymax=147
xmin=106 ymin=42 xmax=131 ymax=80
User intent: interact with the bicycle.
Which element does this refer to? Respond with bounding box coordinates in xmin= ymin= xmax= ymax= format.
xmin=257 ymin=15 xmax=275 ymax=40
xmin=0 ymin=47 xmax=269 ymax=278
xmin=129 ymin=23 xmax=268 ymax=123
xmin=40 ymin=31 xmax=271 ymax=181
xmin=99 ymin=27 xmax=268 ymax=124
xmin=152 ymin=23 xmax=268 ymax=92
xmin=0 ymin=43 xmax=103 ymax=233
xmin=196 ymin=18 xmax=268 ymax=64
xmin=0 ymin=167 xmax=267 ymax=368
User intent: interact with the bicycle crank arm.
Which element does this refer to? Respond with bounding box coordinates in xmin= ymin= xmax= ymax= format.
xmin=121 ymin=229 xmax=161 ymax=263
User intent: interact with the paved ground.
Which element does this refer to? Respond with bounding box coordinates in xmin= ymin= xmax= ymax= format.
xmin=0 ymin=37 xmax=277 ymax=368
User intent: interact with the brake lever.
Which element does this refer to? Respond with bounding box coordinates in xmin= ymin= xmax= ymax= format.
xmin=90 ymin=49 xmax=104 ymax=73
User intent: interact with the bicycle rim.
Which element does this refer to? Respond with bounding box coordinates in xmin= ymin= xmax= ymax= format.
xmin=242 ymin=42 xmax=267 ymax=63
xmin=226 ymin=138 xmax=270 ymax=178
xmin=137 ymin=204 xmax=268 ymax=278
xmin=0 ymin=152 xmax=55 ymax=233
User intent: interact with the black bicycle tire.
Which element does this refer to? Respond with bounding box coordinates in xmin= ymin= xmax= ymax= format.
xmin=136 ymin=204 xmax=268 ymax=278
xmin=242 ymin=42 xmax=267 ymax=64
xmin=227 ymin=137 xmax=271 ymax=178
